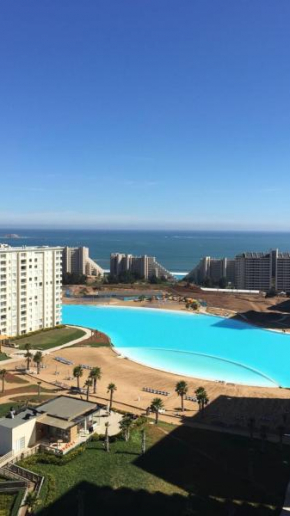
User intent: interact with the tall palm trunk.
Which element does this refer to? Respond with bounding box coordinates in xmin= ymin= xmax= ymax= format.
xmin=37 ymin=363 xmax=40 ymax=374
xmin=93 ymin=379 xmax=97 ymax=394
xmin=87 ymin=384 xmax=90 ymax=401
xmin=155 ymin=411 xmax=159 ymax=424
xmin=77 ymin=376 xmax=80 ymax=389
xmin=2 ymin=377 xmax=4 ymax=393
xmin=181 ymin=394 xmax=184 ymax=412
xmin=109 ymin=391 xmax=113 ymax=411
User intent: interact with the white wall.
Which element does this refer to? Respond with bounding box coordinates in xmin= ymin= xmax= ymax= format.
xmin=12 ymin=419 xmax=37 ymax=453
xmin=0 ymin=426 xmax=12 ymax=455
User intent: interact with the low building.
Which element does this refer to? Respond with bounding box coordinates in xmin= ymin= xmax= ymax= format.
xmin=110 ymin=253 xmax=173 ymax=280
xmin=62 ymin=247 xmax=104 ymax=277
xmin=0 ymin=396 xmax=100 ymax=456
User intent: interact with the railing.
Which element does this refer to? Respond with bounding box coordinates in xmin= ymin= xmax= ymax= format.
xmin=0 ymin=480 xmax=27 ymax=492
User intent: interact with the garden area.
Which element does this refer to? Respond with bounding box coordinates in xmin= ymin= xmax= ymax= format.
xmin=14 ymin=327 xmax=86 ymax=351
xmin=17 ymin=421 xmax=290 ymax=516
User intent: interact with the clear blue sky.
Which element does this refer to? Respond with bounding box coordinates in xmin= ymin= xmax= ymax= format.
xmin=0 ymin=0 xmax=290 ymax=230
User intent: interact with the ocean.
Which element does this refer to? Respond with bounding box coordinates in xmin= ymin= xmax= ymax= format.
xmin=1 ymin=229 xmax=290 ymax=275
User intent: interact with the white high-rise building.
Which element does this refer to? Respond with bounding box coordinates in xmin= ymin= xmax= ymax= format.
xmin=0 ymin=245 xmax=63 ymax=337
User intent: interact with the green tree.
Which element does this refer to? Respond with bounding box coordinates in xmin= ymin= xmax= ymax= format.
xmin=33 ymin=351 xmax=43 ymax=374
xmin=150 ymin=398 xmax=164 ymax=424
xmin=195 ymin=387 xmax=209 ymax=414
xmin=119 ymin=415 xmax=134 ymax=442
xmin=73 ymin=365 xmax=83 ymax=389
xmin=25 ymin=350 xmax=33 ymax=371
xmin=107 ymin=383 xmax=117 ymax=412
xmin=175 ymin=380 xmax=188 ymax=412
xmin=85 ymin=378 xmax=93 ymax=401
xmin=89 ymin=367 xmax=102 ymax=394
xmin=0 ymin=369 xmax=7 ymax=393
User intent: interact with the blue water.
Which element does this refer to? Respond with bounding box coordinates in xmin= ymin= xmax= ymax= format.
xmin=1 ymin=229 xmax=290 ymax=273
xmin=63 ymin=305 xmax=290 ymax=388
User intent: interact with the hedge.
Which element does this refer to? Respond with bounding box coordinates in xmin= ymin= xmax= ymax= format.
xmin=11 ymin=488 xmax=26 ymax=516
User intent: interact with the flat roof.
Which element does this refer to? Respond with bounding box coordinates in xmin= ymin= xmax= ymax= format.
xmin=0 ymin=409 xmax=37 ymax=429
xmin=38 ymin=414 xmax=73 ymax=430
xmin=0 ymin=245 xmax=63 ymax=253
xmin=37 ymin=396 xmax=98 ymax=421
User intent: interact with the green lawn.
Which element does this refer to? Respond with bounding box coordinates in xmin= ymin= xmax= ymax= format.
xmin=0 ymin=353 xmax=8 ymax=361
xmin=0 ymin=402 xmax=19 ymax=418
xmin=0 ymin=493 xmax=16 ymax=516
xmin=15 ymin=327 xmax=86 ymax=351
xmin=18 ymin=423 xmax=290 ymax=516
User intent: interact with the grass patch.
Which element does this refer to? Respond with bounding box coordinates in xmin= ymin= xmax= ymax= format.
xmin=16 ymin=327 xmax=86 ymax=351
xmin=10 ymin=394 xmax=55 ymax=404
xmin=0 ymin=493 xmax=16 ymax=516
xmin=0 ymin=353 xmax=8 ymax=361
xmin=18 ymin=423 xmax=290 ymax=516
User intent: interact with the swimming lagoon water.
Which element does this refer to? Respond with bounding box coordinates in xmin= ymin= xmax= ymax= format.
xmin=62 ymin=305 xmax=290 ymax=388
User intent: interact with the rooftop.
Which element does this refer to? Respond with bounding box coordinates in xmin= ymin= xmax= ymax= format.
xmin=37 ymin=396 xmax=98 ymax=421
xmin=0 ymin=409 xmax=37 ymax=429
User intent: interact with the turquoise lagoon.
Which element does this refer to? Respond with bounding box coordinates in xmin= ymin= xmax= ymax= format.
xmin=62 ymin=305 xmax=290 ymax=388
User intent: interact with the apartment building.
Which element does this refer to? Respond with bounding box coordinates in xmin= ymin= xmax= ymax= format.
xmin=110 ymin=253 xmax=173 ymax=281
xmin=235 ymin=252 xmax=272 ymax=290
xmin=188 ymin=256 xmax=236 ymax=285
xmin=188 ymin=249 xmax=290 ymax=292
xmin=62 ymin=247 xmax=104 ymax=277
xmin=0 ymin=245 xmax=63 ymax=337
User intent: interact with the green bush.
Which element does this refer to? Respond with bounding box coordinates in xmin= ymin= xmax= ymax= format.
xmin=19 ymin=445 xmax=86 ymax=468
xmin=44 ymin=474 xmax=56 ymax=505
xmin=89 ymin=433 xmax=100 ymax=442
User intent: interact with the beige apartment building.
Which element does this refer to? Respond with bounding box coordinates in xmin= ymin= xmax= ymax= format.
xmin=0 ymin=245 xmax=62 ymax=337
xmin=110 ymin=253 xmax=173 ymax=280
xmin=62 ymin=247 xmax=104 ymax=277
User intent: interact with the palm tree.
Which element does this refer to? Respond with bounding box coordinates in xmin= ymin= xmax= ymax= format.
xmin=247 ymin=417 xmax=255 ymax=441
xmin=175 ymin=380 xmax=188 ymax=412
xmin=0 ymin=369 xmax=7 ymax=393
xmin=25 ymin=350 xmax=33 ymax=371
xmin=89 ymin=367 xmax=102 ymax=394
xmin=73 ymin=365 xmax=83 ymax=390
xmin=85 ymin=378 xmax=93 ymax=401
xmin=25 ymin=491 xmax=39 ymax=514
xmin=33 ymin=351 xmax=43 ymax=374
xmin=37 ymin=381 xmax=42 ymax=399
xmin=195 ymin=387 xmax=209 ymax=414
xmin=119 ymin=415 xmax=133 ymax=442
xmin=105 ymin=422 xmax=110 ymax=452
xmin=141 ymin=428 xmax=146 ymax=454
xmin=150 ymin=398 xmax=164 ymax=424
xmin=107 ymin=383 xmax=117 ymax=412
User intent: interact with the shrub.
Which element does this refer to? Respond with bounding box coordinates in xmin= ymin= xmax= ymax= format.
xmin=44 ymin=474 xmax=56 ymax=505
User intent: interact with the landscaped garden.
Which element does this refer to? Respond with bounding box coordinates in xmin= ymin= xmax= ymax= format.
xmin=17 ymin=421 xmax=290 ymax=516
xmin=14 ymin=327 xmax=86 ymax=351
xmin=0 ymin=492 xmax=17 ymax=516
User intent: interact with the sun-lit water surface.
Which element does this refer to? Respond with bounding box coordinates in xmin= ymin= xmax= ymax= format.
xmin=62 ymin=305 xmax=290 ymax=388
